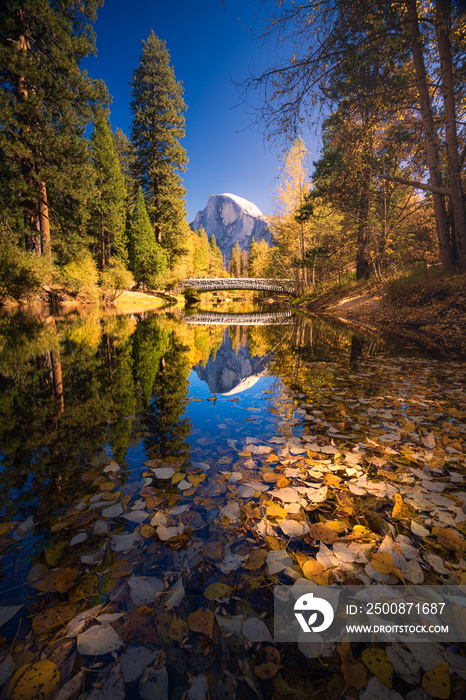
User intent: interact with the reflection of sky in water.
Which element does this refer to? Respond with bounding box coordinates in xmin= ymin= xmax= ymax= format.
xmin=187 ymin=370 xmax=280 ymax=442
xmin=121 ymin=367 xmax=282 ymax=479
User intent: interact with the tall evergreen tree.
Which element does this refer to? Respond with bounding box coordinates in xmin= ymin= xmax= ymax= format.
xmin=248 ymin=238 xmax=259 ymax=277
xmin=128 ymin=188 xmax=168 ymax=287
xmin=90 ymin=117 xmax=127 ymax=271
xmin=112 ymin=128 xmax=136 ymax=206
xmin=229 ymin=241 xmax=241 ymax=277
xmin=0 ymin=0 xmax=108 ymax=268
xmin=130 ymin=31 xmax=188 ymax=263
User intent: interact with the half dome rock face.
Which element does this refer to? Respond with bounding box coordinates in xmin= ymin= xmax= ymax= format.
xmin=190 ymin=193 xmax=271 ymax=260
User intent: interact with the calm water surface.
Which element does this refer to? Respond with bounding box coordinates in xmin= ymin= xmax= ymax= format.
xmin=0 ymin=303 xmax=465 ymax=698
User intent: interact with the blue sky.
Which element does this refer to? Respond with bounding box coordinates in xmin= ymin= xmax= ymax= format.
xmin=83 ymin=0 xmax=319 ymax=222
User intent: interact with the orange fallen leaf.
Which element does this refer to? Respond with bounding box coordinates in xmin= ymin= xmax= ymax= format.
xmin=188 ymin=609 xmax=214 ymax=638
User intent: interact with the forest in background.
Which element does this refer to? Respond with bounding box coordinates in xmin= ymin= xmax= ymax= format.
xmin=0 ymin=0 xmax=465 ymax=305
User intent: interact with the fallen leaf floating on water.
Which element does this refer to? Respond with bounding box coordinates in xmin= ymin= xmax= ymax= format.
xmin=302 ymin=558 xmax=329 ymax=584
xmin=128 ymin=576 xmax=164 ymax=606
xmin=421 ymin=661 xmax=451 ymax=700
xmin=2 ymin=347 xmax=466 ymax=700
xmin=361 ymin=648 xmax=393 ymax=688
xmin=187 ymin=609 xmax=214 ymax=637
xmin=0 ymin=605 xmax=23 ymax=629
xmin=119 ymin=647 xmax=158 ymax=685
xmin=339 ymin=641 xmax=367 ymax=691
xmin=279 ymin=519 xmax=310 ymax=538
xmin=77 ymin=624 xmax=124 ymax=655
xmin=7 ymin=660 xmax=60 ymax=700
xmin=242 ymin=617 xmax=273 ymax=643
xmin=220 ymin=502 xmax=241 ymax=522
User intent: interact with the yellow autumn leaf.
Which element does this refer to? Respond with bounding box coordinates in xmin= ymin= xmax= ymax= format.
xmin=370 ymin=552 xmax=405 ymax=582
xmin=69 ymin=574 xmax=99 ymax=602
xmin=244 ymin=549 xmax=267 ymax=570
xmin=187 ymin=473 xmax=206 ymax=486
xmin=139 ymin=524 xmax=156 ymax=538
xmin=32 ymin=604 xmax=79 ymax=635
xmin=7 ymin=660 xmax=60 ymax=700
xmin=422 ymin=662 xmax=450 ymax=699
xmin=254 ymin=662 xmax=282 ymax=679
xmin=54 ymin=567 xmax=78 ymax=594
xmin=325 ymin=520 xmax=348 ymax=534
xmin=391 ymin=493 xmax=416 ymax=521
xmin=266 ymin=503 xmax=289 ymax=519
xmin=44 ymin=540 xmax=67 ymax=567
xmin=265 ymin=535 xmax=281 ymax=551
xmin=168 ymin=614 xmax=189 ymax=643
xmin=262 ymin=472 xmax=279 ymax=482
xmin=322 ymin=473 xmax=342 ymax=488
xmin=302 ymin=558 xmax=329 ymax=584
xmin=362 ymin=648 xmax=393 ymax=688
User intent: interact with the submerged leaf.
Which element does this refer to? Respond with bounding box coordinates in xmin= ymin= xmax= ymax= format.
xmin=242 ymin=617 xmax=273 ymax=642
xmin=188 ymin=609 xmax=214 ymax=637
xmin=77 ymin=624 xmax=124 ymax=655
xmin=7 ymin=660 xmax=60 ymax=700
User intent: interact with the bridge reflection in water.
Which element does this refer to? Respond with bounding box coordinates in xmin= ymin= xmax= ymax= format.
xmin=181 ymin=277 xmax=295 ymax=294
xmin=183 ymin=310 xmax=293 ymax=326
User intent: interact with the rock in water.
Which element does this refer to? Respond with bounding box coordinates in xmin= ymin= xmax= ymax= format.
xmin=190 ymin=193 xmax=271 ymax=260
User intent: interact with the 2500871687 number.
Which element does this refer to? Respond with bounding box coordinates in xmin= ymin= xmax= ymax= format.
xmin=365 ymin=602 xmax=446 ymax=615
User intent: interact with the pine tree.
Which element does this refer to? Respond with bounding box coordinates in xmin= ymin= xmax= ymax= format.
xmin=0 ymin=0 xmax=108 ymax=269
xmin=229 ymin=241 xmax=242 ymax=277
xmin=90 ymin=117 xmax=127 ymax=271
xmin=209 ymin=234 xmax=224 ymax=276
xmin=130 ymin=31 xmax=188 ymax=264
xmin=129 ymin=188 xmax=168 ymax=287
xmin=248 ymin=238 xmax=259 ymax=277
xmin=112 ymin=128 xmax=136 ymax=206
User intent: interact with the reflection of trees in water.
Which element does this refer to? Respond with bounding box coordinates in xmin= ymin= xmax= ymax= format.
xmin=0 ymin=310 xmax=195 ymax=519
xmin=248 ymin=315 xmax=383 ymax=401
xmin=143 ymin=333 xmax=192 ymax=462
xmin=0 ymin=317 xmax=115 ymax=519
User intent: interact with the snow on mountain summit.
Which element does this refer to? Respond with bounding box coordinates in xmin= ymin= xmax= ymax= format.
xmin=219 ymin=193 xmax=264 ymax=218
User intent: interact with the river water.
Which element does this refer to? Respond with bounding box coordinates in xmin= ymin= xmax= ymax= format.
xmin=0 ymin=303 xmax=465 ymax=698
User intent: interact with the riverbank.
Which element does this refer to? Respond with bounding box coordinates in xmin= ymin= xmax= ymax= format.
xmin=301 ymin=272 xmax=466 ymax=358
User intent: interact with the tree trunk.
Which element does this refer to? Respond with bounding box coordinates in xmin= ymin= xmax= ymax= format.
xmin=405 ymin=0 xmax=456 ymax=271
xmin=39 ymin=181 xmax=51 ymax=279
xmin=435 ymin=0 xmax=466 ymax=271
xmin=152 ymin=171 xmax=161 ymax=244
xmin=51 ymin=348 xmax=64 ymax=413
xmin=356 ymin=170 xmax=371 ymax=280
xmin=100 ymin=206 xmax=106 ymax=272
xmin=105 ymin=333 xmax=113 ymax=387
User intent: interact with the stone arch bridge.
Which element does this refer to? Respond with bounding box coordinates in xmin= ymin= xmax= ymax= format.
xmin=180 ymin=277 xmax=296 ymax=294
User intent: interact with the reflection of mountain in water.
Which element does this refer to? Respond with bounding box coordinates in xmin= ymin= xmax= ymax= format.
xmin=194 ymin=331 xmax=268 ymax=395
